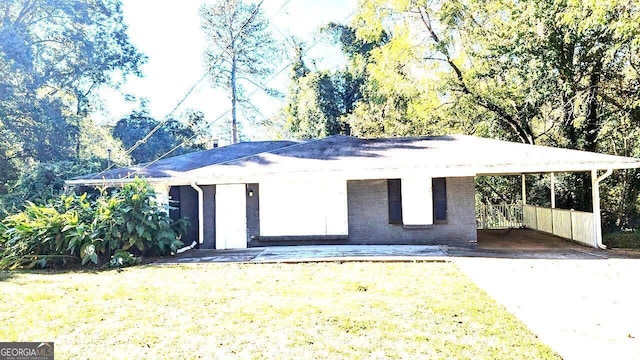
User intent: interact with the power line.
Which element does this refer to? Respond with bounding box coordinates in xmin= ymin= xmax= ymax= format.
xmin=120 ymin=0 xmax=369 ymax=179
xmin=90 ymin=0 xmax=268 ymax=179
xmin=121 ymin=0 xmax=266 ymax=156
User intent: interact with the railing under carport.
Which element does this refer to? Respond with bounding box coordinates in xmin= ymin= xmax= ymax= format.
xmin=476 ymin=203 xmax=597 ymax=248
xmin=476 ymin=204 xmax=524 ymax=229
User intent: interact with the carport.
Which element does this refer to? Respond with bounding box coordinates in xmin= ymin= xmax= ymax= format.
xmin=472 ymin=141 xmax=640 ymax=249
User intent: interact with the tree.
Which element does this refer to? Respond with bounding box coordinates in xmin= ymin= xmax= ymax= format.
xmin=112 ymin=109 xmax=205 ymax=164
xmin=0 ymin=0 xmax=146 ymax=198
xmin=282 ymin=41 xmax=349 ymax=139
xmin=282 ymin=20 xmax=460 ymax=139
xmin=200 ymin=0 xmax=279 ymax=143
xmin=347 ymin=0 xmax=640 ymax=225
xmin=352 ymin=0 xmax=639 ymax=144
xmin=282 ymin=25 xmax=389 ymax=139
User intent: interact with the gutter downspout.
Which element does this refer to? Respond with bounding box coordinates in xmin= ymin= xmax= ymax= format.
xmin=172 ymin=181 xmax=204 ymax=255
xmin=592 ymin=168 xmax=613 ymax=250
xmin=176 ymin=241 xmax=197 ymax=254
xmin=190 ymin=181 xmax=205 ymax=245
xmin=175 ymin=181 xmax=204 ymax=254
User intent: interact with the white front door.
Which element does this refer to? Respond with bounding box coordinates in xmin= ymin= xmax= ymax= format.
xmin=215 ymin=184 xmax=247 ymax=249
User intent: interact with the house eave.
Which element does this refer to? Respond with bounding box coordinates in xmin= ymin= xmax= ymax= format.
xmin=64 ymin=177 xmax=183 ymax=187
xmin=65 ymin=160 xmax=640 ymax=188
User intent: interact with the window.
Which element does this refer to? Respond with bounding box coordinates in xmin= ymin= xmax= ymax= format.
xmin=433 ymin=178 xmax=447 ymax=222
xmin=387 ymin=179 xmax=402 ymax=224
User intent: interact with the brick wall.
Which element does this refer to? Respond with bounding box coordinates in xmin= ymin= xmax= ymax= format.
xmin=246 ymin=183 xmax=260 ymax=244
xmin=201 ymin=185 xmax=216 ymax=249
xmin=347 ymin=178 xmax=477 ymax=246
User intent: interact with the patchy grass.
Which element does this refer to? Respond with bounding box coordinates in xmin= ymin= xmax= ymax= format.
xmin=604 ymin=230 xmax=640 ymax=249
xmin=0 ymin=263 xmax=559 ymax=359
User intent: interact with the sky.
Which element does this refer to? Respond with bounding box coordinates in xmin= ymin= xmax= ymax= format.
xmin=96 ymin=0 xmax=359 ymax=142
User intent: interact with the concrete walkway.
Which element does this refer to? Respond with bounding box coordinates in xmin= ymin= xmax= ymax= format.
xmin=159 ymin=229 xmax=636 ymax=264
xmin=157 ymin=245 xmax=448 ymax=264
xmin=158 ymin=242 xmax=623 ymax=265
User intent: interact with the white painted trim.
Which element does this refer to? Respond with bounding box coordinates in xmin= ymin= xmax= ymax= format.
xmin=66 ymin=160 xmax=640 ymax=188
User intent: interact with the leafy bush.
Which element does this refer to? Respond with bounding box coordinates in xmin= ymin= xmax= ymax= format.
xmin=0 ymin=202 xmax=79 ymax=269
xmin=603 ymin=230 xmax=640 ymax=249
xmin=95 ymin=179 xmax=188 ymax=257
xmin=12 ymin=160 xmax=104 ymax=205
xmin=0 ymin=160 xmax=104 ymax=221
xmin=108 ymin=250 xmax=141 ymax=268
xmin=0 ymin=178 xmax=188 ymax=269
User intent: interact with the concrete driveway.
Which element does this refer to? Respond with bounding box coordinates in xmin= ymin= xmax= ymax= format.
xmin=454 ymin=257 xmax=640 ymax=360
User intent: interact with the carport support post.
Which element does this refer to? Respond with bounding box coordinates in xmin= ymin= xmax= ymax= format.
xmin=521 ymin=174 xmax=527 ymax=205
xmin=592 ymin=169 xmax=613 ymax=249
xmin=550 ymin=173 xmax=556 ymax=208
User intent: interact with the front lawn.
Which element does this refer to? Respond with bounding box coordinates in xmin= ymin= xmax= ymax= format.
xmin=0 ymin=262 xmax=559 ymax=359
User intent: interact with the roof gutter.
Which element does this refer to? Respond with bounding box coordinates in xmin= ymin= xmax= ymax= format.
xmin=593 ymin=168 xmax=613 ymax=250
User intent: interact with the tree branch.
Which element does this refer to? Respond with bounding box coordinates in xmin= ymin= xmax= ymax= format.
xmin=417 ymin=6 xmax=533 ymax=144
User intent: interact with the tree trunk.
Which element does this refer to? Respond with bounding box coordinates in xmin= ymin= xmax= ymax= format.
xmin=230 ymin=56 xmax=239 ymax=144
xmin=75 ymin=92 xmax=85 ymax=160
xmin=583 ymin=61 xmax=603 ymax=153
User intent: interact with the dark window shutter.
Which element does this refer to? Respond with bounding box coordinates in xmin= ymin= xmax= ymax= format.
xmin=433 ymin=178 xmax=447 ymax=222
xmin=388 ymin=179 xmax=402 ymax=224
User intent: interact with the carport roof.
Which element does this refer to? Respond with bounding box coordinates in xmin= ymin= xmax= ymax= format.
xmin=67 ymin=135 xmax=640 ymax=186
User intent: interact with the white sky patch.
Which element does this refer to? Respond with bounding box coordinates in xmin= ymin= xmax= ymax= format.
xmin=95 ymin=0 xmax=357 ymax=143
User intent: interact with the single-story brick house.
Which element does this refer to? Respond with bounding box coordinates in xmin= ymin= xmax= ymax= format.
xmin=67 ymin=135 xmax=640 ymax=250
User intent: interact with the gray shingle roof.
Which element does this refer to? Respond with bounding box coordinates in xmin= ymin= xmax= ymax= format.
xmin=68 ymin=135 xmax=640 ymax=186
xmin=73 ymin=140 xmax=298 ymax=181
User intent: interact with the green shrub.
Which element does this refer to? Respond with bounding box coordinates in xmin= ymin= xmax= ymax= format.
xmin=0 ymin=178 xmax=187 ymax=269
xmin=108 ymin=250 xmax=141 ymax=268
xmin=96 ymin=179 xmax=187 ymax=257
xmin=0 ymin=202 xmax=79 ymax=269
xmin=603 ymin=230 xmax=640 ymax=249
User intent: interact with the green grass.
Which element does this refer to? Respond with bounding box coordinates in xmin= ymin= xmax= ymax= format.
xmin=0 ymin=262 xmax=559 ymax=359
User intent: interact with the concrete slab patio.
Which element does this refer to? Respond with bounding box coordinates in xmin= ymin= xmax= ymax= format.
xmin=157 ymin=245 xmax=448 ymax=264
xmin=159 ymin=229 xmax=626 ymax=264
